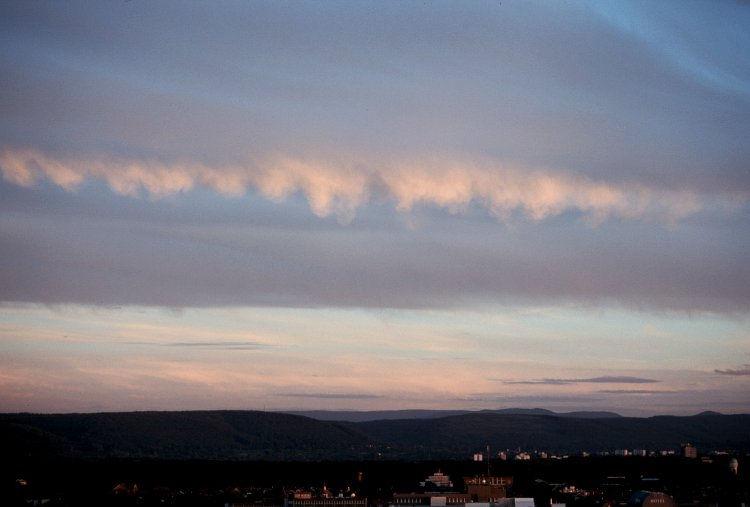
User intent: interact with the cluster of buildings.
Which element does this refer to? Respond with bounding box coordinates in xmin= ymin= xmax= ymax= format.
xmin=480 ymin=443 xmax=716 ymax=461
xmin=392 ymin=472 xmax=515 ymax=506
xmin=278 ymin=472 xmax=521 ymax=507
xmin=606 ymin=444 xmax=698 ymax=459
xmin=97 ymin=455 xmax=747 ymax=507
xmin=265 ymin=470 xmax=683 ymax=507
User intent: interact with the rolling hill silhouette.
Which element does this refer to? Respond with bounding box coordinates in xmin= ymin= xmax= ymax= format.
xmin=2 ymin=409 xmax=747 ymax=460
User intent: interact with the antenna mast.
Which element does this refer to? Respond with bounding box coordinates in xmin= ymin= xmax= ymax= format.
xmin=486 ymin=444 xmax=490 ymax=477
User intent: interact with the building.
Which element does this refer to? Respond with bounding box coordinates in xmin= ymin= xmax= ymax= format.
xmin=494 ymin=499 xmax=534 ymax=507
xmin=682 ymin=443 xmax=697 ymax=459
xmin=285 ymin=496 xmax=366 ymax=507
xmin=464 ymin=476 xmax=512 ymax=502
xmin=391 ymin=493 xmax=470 ymax=507
xmin=421 ymin=471 xmax=453 ymax=490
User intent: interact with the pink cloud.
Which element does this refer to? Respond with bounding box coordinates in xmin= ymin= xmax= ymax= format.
xmin=1 ymin=147 xmax=727 ymax=224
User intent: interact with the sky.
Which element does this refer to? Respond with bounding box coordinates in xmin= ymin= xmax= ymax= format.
xmin=1 ymin=0 xmax=749 ymax=416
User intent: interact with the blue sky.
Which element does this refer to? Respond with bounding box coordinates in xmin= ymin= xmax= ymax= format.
xmin=0 ymin=0 xmax=749 ymax=414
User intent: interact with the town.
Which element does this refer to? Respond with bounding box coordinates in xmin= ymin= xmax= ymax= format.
xmin=8 ymin=445 xmax=747 ymax=506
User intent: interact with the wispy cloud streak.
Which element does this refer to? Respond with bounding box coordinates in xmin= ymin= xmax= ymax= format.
xmin=598 ymin=390 xmax=674 ymax=394
xmin=714 ymin=365 xmax=750 ymax=376
xmin=500 ymin=376 xmax=660 ymax=385
xmin=125 ymin=341 xmax=267 ymax=351
xmin=279 ymin=393 xmax=383 ymax=400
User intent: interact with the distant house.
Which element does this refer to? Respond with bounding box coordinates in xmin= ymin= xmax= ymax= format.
xmin=420 ymin=471 xmax=454 ymax=490
xmin=681 ymin=443 xmax=697 ymax=459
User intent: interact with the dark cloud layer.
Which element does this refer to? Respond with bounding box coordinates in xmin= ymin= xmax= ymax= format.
xmin=1 ymin=181 xmax=748 ymax=312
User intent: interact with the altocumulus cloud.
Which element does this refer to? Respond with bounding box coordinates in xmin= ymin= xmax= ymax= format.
xmin=0 ymin=148 xmax=720 ymax=224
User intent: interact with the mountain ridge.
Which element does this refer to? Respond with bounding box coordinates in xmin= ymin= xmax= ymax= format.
xmin=2 ymin=410 xmax=748 ymax=461
xmin=284 ymin=408 xmax=623 ymax=422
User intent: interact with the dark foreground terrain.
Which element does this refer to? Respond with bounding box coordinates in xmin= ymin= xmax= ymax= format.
xmin=2 ymin=456 xmax=748 ymax=506
xmin=2 ymin=410 xmax=749 ymax=460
